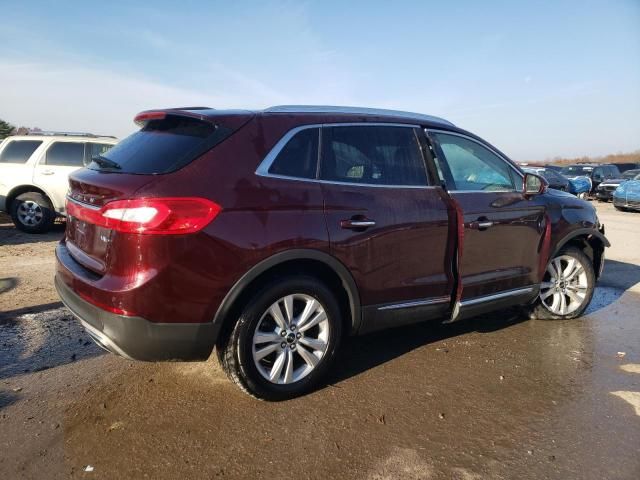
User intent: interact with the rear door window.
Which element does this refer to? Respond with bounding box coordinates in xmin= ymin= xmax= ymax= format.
xmin=45 ymin=142 xmax=85 ymax=167
xmin=90 ymin=115 xmax=233 ymax=174
xmin=0 ymin=140 xmax=42 ymax=164
xmin=319 ymin=125 xmax=428 ymax=186
xmin=268 ymin=128 xmax=319 ymax=179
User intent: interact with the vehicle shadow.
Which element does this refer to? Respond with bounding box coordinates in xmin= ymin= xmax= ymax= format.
xmin=0 ymin=302 xmax=64 ymax=323
xmin=0 ymin=221 xmax=66 ymax=245
xmin=0 ymin=213 xmax=65 ymax=246
xmin=327 ymin=258 xmax=640 ymax=388
xmin=0 ymin=304 xmax=104 ymax=381
xmin=328 ymin=308 xmax=526 ymax=386
xmin=0 ymin=277 xmax=19 ymax=295
xmin=586 ymin=259 xmax=640 ymax=314
xmin=0 ymin=390 xmax=19 ymax=409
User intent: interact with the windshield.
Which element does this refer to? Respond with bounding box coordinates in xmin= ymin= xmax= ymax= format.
xmin=623 ymin=170 xmax=640 ymax=179
xmin=561 ymin=165 xmax=593 ymax=176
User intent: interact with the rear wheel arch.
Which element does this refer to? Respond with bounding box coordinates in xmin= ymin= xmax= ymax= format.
xmin=213 ymin=250 xmax=361 ymax=351
xmin=6 ymin=185 xmax=57 ymax=212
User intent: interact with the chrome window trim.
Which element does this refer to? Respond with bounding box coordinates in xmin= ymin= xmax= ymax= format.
xmin=263 ymin=105 xmax=455 ymax=127
xmin=459 ymin=286 xmax=535 ymax=307
xmin=255 ymin=124 xmax=322 ymax=177
xmin=377 ymin=296 xmax=451 ymax=311
xmin=256 ymin=122 xmax=436 ymax=189
xmin=426 ymin=128 xmax=524 ymax=193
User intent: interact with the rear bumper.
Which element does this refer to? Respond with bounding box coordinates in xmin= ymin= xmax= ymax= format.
xmin=55 ymin=275 xmax=216 ymax=361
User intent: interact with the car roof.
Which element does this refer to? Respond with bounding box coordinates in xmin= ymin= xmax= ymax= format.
xmin=165 ymin=105 xmax=455 ymax=128
xmin=5 ymin=134 xmax=118 ymax=142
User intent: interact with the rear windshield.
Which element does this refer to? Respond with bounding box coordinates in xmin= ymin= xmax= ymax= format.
xmin=561 ymin=165 xmax=593 ymax=176
xmin=88 ymin=115 xmax=233 ymax=174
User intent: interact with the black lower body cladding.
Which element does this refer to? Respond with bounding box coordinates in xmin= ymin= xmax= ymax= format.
xmin=55 ymin=276 xmax=216 ymax=361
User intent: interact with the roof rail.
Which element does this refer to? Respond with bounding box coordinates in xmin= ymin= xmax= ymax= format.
xmin=25 ymin=130 xmax=117 ymax=139
xmin=166 ymin=106 xmax=213 ymax=111
xmin=264 ymin=105 xmax=455 ymax=126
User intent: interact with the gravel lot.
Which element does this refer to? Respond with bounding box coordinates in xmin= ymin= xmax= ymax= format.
xmin=1 ymin=203 xmax=639 ymax=479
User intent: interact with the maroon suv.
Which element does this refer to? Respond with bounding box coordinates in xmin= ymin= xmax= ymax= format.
xmin=55 ymin=106 xmax=609 ymax=400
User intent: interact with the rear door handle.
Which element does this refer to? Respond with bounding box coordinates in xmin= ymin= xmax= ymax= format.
xmin=40 ymin=169 xmax=55 ymax=175
xmin=340 ymin=218 xmax=376 ymax=230
xmin=469 ymin=218 xmax=494 ymax=230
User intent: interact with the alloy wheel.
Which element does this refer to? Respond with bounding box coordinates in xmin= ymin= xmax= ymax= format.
xmin=539 ymin=254 xmax=589 ymax=316
xmin=252 ymin=294 xmax=330 ymax=384
xmin=17 ymin=200 xmax=44 ymax=227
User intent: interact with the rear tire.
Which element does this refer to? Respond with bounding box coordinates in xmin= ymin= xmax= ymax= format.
xmin=10 ymin=192 xmax=56 ymax=233
xmin=219 ymin=276 xmax=343 ymax=400
xmin=529 ymin=247 xmax=595 ymax=320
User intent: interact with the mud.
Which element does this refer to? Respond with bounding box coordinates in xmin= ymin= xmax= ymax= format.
xmin=1 ymin=205 xmax=639 ymax=479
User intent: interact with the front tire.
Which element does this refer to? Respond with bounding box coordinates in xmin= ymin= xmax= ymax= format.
xmin=10 ymin=192 xmax=56 ymax=233
xmin=530 ymin=247 xmax=595 ymax=320
xmin=219 ymin=276 xmax=343 ymax=400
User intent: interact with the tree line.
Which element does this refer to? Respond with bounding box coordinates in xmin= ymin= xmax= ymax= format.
xmin=0 ymin=118 xmax=41 ymax=140
xmin=547 ymin=151 xmax=640 ymax=166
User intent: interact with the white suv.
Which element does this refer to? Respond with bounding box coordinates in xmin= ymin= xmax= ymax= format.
xmin=0 ymin=133 xmax=118 ymax=233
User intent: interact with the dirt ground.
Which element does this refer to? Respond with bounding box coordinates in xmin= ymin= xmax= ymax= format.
xmin=1 ymin=204 xmax=639 ymax=480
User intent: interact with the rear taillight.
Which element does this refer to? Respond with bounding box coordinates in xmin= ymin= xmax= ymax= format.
xmin=66 ymin=197 xmax=221 ymax=234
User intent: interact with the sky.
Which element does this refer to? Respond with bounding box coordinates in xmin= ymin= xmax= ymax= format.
xmin=0 ymin=0 xmax=638 ymax=161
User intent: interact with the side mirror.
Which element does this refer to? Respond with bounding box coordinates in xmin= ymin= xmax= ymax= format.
xmin=524 ymin=173 xmax=546 ymax=195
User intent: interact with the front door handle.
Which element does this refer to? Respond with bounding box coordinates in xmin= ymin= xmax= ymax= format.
xmin=340 ymin=217 xmax=376 ymax=230
xmin=40 ymin=169 xmax=55 ymax=175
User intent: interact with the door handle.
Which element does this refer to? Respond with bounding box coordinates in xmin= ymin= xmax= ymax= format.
xmin=340 ymin=218 xmax=376 ymax=230
xmin=469 ymin=218 xmax=494 ymax=230
xmin=40 ymin=169 xmax=55 ymax=175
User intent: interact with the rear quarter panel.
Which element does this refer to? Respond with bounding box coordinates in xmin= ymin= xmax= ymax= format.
xmin=98 ymin=116 xmax=330 ymax=324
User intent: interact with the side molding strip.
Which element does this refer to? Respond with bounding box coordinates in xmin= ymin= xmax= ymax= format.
xmin=459 ymin=286 xmax=536 ymax=307
xmin=377 ymin=296 xmax=451 ymax=311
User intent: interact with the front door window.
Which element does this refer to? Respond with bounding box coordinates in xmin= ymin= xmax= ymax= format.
xmin=429 ymin=132 xmax=518 ymax=192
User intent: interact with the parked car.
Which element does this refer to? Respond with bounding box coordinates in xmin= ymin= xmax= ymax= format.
xmin=611 ymin=163 xmax=640 ymax=174
xmin=55 ymin=106 xmax=609 ymax=400
xmin=595 ymin=169 xmax=640 ymax=202
xmin=613 ymin=175 xmax=640 ymax=211
xmin=560 ymin=164 xmax=621 ymax=194
xmin=522 ymin=167 xmax=570 ymax=191
xmin=0 ymin=132 xmax=117 ymax=233
xmin=567 ymin=176 xmax=592 ymax=199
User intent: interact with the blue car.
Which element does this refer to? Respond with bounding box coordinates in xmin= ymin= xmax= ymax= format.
xmin=567 ymin=176 xmax=592 ymax=198
xmin=613 ymin=174 xmax=640 ymax=211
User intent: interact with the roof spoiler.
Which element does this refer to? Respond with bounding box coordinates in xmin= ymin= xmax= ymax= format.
xmin=134 ymin=107 xmax=215 ymax=126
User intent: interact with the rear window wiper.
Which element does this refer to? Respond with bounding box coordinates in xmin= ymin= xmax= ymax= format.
xmin=91 ymin=155 xmax=121 ymax=170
